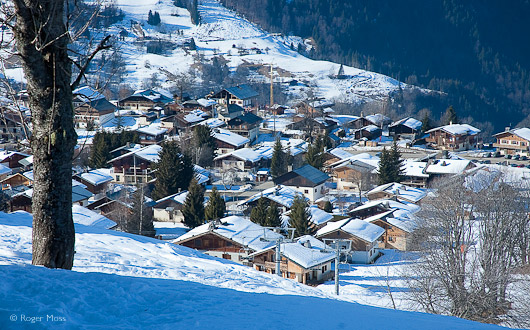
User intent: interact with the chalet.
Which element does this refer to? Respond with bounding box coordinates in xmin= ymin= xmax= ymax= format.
xmin=174 ymin=109 xmax=210 ymax=130
xmin=0 ymin=150 xmax=30 ymax=172
xmin=217 ymin=103 xmax=244 ymax=122
xmin=316 ymin=218 xmax=385 ymax=264
xmin=388 ymin=117 xmax=422 ymax=139
xmin=239 ymin=185 xmax=302 ymax=214
xmin=0 ymin=163 xmax=12 ymax=181
xmin=287 ymin=116 xmax=337 ymax=138
xmin=73 ymin=169 xmax=114 ymax=197
xmin=425 ymin=124 xmax=480 ymax=151
xmin=353 ymin=125 xmax=382 ymax=140
xmin=10 ymin=184 xmax=93 ymax=213
xmin=249 ymin=236 xmax=335 ymax=284
xmin=136 ymin=124 xmax=168 ymax=145
xmin=348 ymin=113 xmax=392 ymax=129
xmin=213 ymin=148 xmax=263 ymax=171
xmin=400 ymin=160 xmax=430 ymax=188
xmin=273 ymin=164 xmax=330 ymax=202
xmin=73 ymin=86 xmax=116 ymax=128
xmin=492 ymin=127 xmax=530 ymax=156
xmin=0 ymin=110 xmax=29 ymax=142
xmin=211 ymin=84 xmax=258 ymax=108
xmin=172 ymin=216 xmax=282 ymax=263
xmin=366 ymin=211 xmax=416 ymax=251
xmin=212 ymin=128 xmax=250 ymax=154
xmin=295 ymin=99 xmax=334 ymax=116
xmin=118 ymin=89 xmax=173 ymax=112
xmin=0 ymin=172 xmax=31 ymax=191
xmin=332 ymin=159 xmax=377 ymax=191
xmin=323 ymin=148 xmax=353 ymax=168
xmin=86 ymin=197 xmax=132 ymax=222
xmin=107 ymin=144 xmax=162 ymax=184
xmin=152 ymin=191 xmax=188 ymax=223
xmin=366 ymin=182 xmax=426 ymax=204
xmin=349 ymin=199 xmax=420 ymax=220
xmin=425 ymin=158 xmax=476 ymax=179
xmin=226 ymin=112 xmax=263 ymax=142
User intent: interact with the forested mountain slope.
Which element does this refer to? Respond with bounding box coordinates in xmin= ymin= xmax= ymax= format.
xmin=221 ymin=0 xmax=530 ymax=132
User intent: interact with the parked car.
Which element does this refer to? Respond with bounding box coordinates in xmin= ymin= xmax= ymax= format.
xmin=505 ymin=154 xmax=512 ymax=159
xmin=510 ymin=163 xmax=518 ymax=167
xmin=513 ymin=154 xmax=521 ymax=160
xmin=483 ymin=160 xmax=491 ymax=164
xmin=521 ymin=156 xmax=528 ymax=161
xmin=493 ymin=151 xmax=501 ymax=157
xmin=517 ymin=164 xmax=525 ymax=168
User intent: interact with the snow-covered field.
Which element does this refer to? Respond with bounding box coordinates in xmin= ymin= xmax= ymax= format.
xmin=0 ymin=211 xmax=503 ymax=329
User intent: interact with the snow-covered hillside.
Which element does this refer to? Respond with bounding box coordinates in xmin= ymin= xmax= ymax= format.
xmin=0 ymin=211 xmax=502 ymax=329
xmin=73 ymin=0 xmax=418 ymax=103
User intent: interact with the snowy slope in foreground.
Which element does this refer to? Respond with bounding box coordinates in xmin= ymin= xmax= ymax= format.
xmin=0 ymin=212 xmax=501 ymax=329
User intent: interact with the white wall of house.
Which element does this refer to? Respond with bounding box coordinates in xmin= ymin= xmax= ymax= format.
xmin=291 ymin=182 xmax=326 ymax=202
xmin=153 ymin=208 xmax=184 ymax=223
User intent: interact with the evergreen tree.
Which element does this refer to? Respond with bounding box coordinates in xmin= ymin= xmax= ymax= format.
xmin=89 ymin=133 xmax=111 ymax=168
xmin=250 ymin=196 xmax=268 ymax=226
xmin=337 ymin=64 xmax=344 ymax=77
xmin=443 ymin=105 xmax=458 ymax=125
xmin=128 ymin=185 xmax=155 ymax=237
xmin=205 ymin=186 xmax=226 ymax=220
xmin=323 ymin=200 xmax=333 ymax=213
xmin=265 ymin=202 xmax=282 ymax=228
xmin=182 ymin=179 xmax=205 ymax=228
xmin=305 ymin=143 xmax=323 ymax=170
xmin=193 ymin=124 xmax=215 ymax=167
xmin=378 ymin=141 xmax=404 ymax=185
xmin=152 ymin=141 xmax=194 ymax=200
xmin=290 ymin=194 xmax=313 ymax=237
xmin=0 ymin=191 xmax=10 ymax=212
xmin=421 ymin=112 xmax=433 ymax=133
xmin=270 ymin=138 xmax=287 ymax=178
xmin=190 ymin=0 xmax=200 ymax=25
xmin=189 ymin=38 xmax=197 ymax=51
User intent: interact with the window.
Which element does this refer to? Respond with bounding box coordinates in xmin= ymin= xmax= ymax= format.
xmin=314 ymin=188 xmax=317 ymax=192
xmin=115 ymin=175 xmax=120 ymax=182
xmin=512 ymin=140 xmax=518 ymax=145
xmin=322 ymin=265 xmax=327 ymax=272
xmin=521 ymin=142 xmax=527 ymax=146
xmin=501 ymin=139 xmax=508 ymax=144
xmin=304 ymin=189 xmax=309 ymax=194
xmin=388 ymin=236 xmax=393 ymax=242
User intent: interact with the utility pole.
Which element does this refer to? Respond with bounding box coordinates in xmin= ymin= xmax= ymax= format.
xmin=260 ymin=227 xmax=295 ymax=277
xmin=321 ymin=239 xmax=351 ymax=295
xmin=268 ymin=63 xmax=276 ymax=136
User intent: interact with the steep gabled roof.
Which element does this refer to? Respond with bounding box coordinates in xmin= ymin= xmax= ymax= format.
xmin=224 ymin=84 xmax=258 ymax=100
xmin=274 ymin=164 xmax=330 ymax=187
xmin=227 ymin=112 xmax=263 ymax=126
xmin=316 ymin=218 xmax=385 ymax=243
xmin=426 ymin=124 xmax=480 ymax=136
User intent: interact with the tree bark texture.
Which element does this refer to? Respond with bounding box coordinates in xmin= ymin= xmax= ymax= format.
xmin=13 ymin=0 xmax=76 ymax=269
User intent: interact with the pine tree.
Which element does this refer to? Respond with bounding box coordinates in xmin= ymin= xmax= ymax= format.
xmin=378 ymin=141 xmax=404 ymax=185
xmin=290 ymin=194 xmax=313 ymax=237
xmin=0 ymin=191 xmax=10 ymax=212
xmin=193 ymin=124 xmax=215 ymax=166
xmin=89 ymin=133 xmax=111 ymax=168
xmin=205 ymin=186 xmax=226 ymax=220
xmin=265 ymin=202 xmax=282 ymax=228
xmin=152 ymin=141 xmax=194 ymax=201
xmin=421 ymin=113 xmax=433 ymax=133
xmin=270 ymin=138 xmax=287 ymax=178
xmin=443 ymin=105 xmax=458 ymax=125
xmin=305 ymin=143 xmax=323 ymax=170
xmin=182 ymin=179 xmax=205 ymax=228
xmin=250 ymin=196 xmax=268 ymax=226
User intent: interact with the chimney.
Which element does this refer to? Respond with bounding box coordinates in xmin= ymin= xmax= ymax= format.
xmin=505 ymin=126 xmax=511 ymax=132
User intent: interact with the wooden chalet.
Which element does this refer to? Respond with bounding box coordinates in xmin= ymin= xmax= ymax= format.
xmin=332 ymin=160 xmax=377 ymax=192
xmin=73 ymin=169 xmax=114 ymax=197
xmin=211 ymin=84 xmax=258 ymax=108
xmin=0 ymin=110 xmax=29 ymax=142
xmin=273 ymin=164 xmax=330 ymax=202
xmin=136 ymin=124 xmax=168 ymax=145
xmin=118 ymin=89 xmax=173 ymax=112
xmin=493 ymin=127 xmax=530 ymax=156
xmin=347 ymin=113 xmax=392 ymax=129
xmin=316 ymin=218 xmax=384 ymax=264
xmin=107 ymin=144 xmax=161 ymax=185
xmin=152 ymin=191 xmax=188 ymax=223
xmin=212 ymin=128 xmax=250 ymax=154
xmin=213 ymin=148 xmax=263 ymax=171
xmin=226 ymin=112 xmax=263 ymax=142
xmin=388 ymin=117 xmax=422 ymax=139
xmin=366 ymin=212 xmax=416 ymax=251
xmin=249 ymin=236 xmax=335 ymax=284
xmin=425 ymin=124 xmax=480 ymax=151
xmin=0 ymin=172 xmax=31 ymax=191
xmin=0 ymin=150 xmax=30 ymax=172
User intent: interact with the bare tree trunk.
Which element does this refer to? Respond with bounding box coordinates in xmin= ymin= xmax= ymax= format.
xmin=13 ymin=0 xmax=76 ymax=269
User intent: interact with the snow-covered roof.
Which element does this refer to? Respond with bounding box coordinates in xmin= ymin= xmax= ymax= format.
xmin=0 ymin=150 xmax=30 ymax=162
xmin=493 ymin=127 xmax=530 ymax=142
xmin=426 ymin=124 xmax=480 ymax=136
xmin=316 ymin=218 xmax=385 ymax=243
xmin=72 ymin=205 xmax=116 ymax=229
xmin=328 ymin=148 xmax=353 ymax=160
xmin=279 ymin=239 xmax=335 ymax=269
xmin=366 ymin=182 xmax=427 ymax=203
xmin=365 ymin=114 xmax=391 ymax=126
xmin=153 ymin=191 xmax=189 ymax=207
xmin=389 ymin=117 xmax=422 ymax=130
xmin=18 ymin=155 xmax=33 ymax=167
xmin=214 ymin=148 xmax=263 ymax=163
xmin=350 ymin=199 xmax=420 ymax=214
xmin=239 ymin=185 xmax=303 ymax=209
xmin=283 ymin=205 xmax=333 ymax=227
xmin=173 ymin=216 xmax=281 ymax=252
xmin=402 ymin=160 xmax=429 ymax=178
xmin=387 ymin=216 xmax=417 ymax=233
xmin=200 ymin=118 xmax=225 ymax=128
xmin=73 ymin=86 xmax=106 ymax=102
xmin=426 ymin=159 xmax=472 ymax=174
xmin=108 ymin=144 xmax=162 ymax=163
xmin=183 ymin=109 xmax=209 ymax=124
xmin=136 ymin=123 xmax=168 ymax=136
xmin=197 ymin=98 xmax=217 ymax=108
xmin=212 ymin=128 xmax=249 ymax=147
xmin=329 ymin=115 xmax=359 ymax=125
xmin=0 ymin=163 xmax=12 ymax=176
xmin=76 ymin=169 xmax=113 ymax=186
